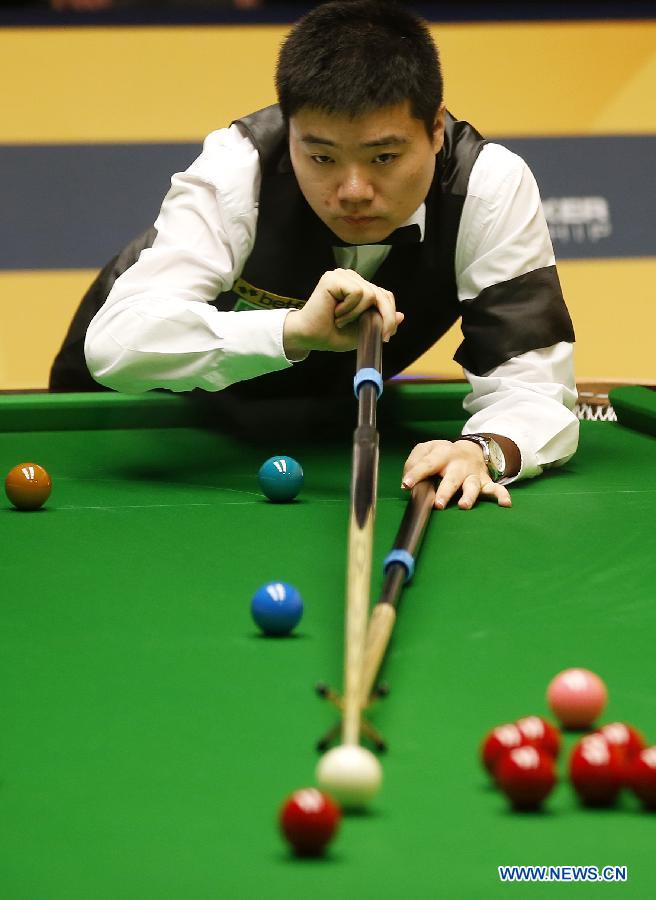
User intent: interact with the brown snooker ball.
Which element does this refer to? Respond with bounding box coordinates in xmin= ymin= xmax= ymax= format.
xmin=5 ymin=462 xmax=52 ymax=510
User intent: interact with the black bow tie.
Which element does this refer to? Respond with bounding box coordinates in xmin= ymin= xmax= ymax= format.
xmin=332 ymin=223 xmax=422 ymax=248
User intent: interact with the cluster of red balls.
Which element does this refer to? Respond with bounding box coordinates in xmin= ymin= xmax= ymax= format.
xmin=480 ymin=668 xmax=656 ymax=812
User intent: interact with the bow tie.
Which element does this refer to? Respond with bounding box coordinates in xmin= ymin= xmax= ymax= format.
xmin=332 ymin=223 xmax=422 ymax=248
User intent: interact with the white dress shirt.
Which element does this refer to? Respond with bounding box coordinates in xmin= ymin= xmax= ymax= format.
xmin=85 ymin=123 xmax=578 ymax=482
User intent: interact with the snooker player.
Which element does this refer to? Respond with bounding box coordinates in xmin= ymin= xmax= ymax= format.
xmin=51 ymin=0 xmax=579 ymax=511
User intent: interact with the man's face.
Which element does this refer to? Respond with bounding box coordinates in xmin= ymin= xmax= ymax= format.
xmin=289 ymin=101 xmax=445 ymax=245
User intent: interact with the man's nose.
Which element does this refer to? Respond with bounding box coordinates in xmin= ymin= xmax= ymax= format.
xmin=337 ymin=168 xmax=375 ymax=205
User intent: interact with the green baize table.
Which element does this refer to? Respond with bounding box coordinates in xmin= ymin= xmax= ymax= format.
xmin=1 ymin=384 xmax=655 ymax=900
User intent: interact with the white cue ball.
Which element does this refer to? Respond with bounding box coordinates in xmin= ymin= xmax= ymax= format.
xmin=316 ymin=744 xmax=382 ymax=809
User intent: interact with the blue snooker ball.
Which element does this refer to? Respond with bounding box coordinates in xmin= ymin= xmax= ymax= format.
xmin=251 ymin=581 xmax=304 ymax=636
xmin=258 ymin=456 xmax=304 ymax=502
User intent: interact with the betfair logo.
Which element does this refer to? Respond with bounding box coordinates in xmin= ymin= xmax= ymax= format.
xmin=233 ymin=278 xmax=305 ymax=311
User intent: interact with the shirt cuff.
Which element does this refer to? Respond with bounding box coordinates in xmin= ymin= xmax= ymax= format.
xmin=280 ymin=308 xmax=310 ymax=364
xmin=208 ymin=307 xmax=294 ymax=388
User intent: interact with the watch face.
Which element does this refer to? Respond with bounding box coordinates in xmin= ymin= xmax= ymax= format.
xmin=488 ymin=440 xmax=506 ymax=479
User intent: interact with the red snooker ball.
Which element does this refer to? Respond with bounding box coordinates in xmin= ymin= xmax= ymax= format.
xmin=569 ymin=734 xmax=623 ymax=806
xmin=496 ymin=745 xmax=557 ymax=810
xmin=626 ymin=746 xmax=656 ymax=809
xmin=480 ymin=723 xmax=529 ymax=777
xmin=595 ymin=722 xmax=646 ymax=763
xmin=515 ymin=715 xmax=561 ymax=759
xmin=279 ymin=788 xmax=341 ymax=856
xmin=5 ymin=462 xmax=52 ymax=511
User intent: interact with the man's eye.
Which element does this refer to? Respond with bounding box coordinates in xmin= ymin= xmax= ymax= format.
xmin=373 ymin=153 xmax=398 ymax=165
xmin=311 ymin=155 xmax=333 ymax=165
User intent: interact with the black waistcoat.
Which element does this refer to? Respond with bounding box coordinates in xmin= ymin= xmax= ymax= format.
xmin=213 ymin=104 xmax=486 ymax=400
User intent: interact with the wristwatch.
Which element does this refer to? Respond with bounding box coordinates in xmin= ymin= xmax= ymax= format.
xmin=457 ymin=434 xmax=506 ymax=482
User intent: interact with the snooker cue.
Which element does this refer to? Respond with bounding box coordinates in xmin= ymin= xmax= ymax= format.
xmin=342 ymin=308 xmax=384 ymax=747
xmin=360 ymin=478 xmax=437 ymax=707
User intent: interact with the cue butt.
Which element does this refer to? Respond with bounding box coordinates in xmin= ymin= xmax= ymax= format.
xmin=356 ymin=308 xmax=383 ymax=373
xmin=397 ymin=479 xmax=437 ymax=556
xmin=358 ymin=480 xmax=437 ymax=708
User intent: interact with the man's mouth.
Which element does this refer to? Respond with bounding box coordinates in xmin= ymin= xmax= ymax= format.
xmin=342 ymin=216 xmax=379 ymax=226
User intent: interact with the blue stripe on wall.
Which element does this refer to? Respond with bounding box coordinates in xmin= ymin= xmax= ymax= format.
xmin=1 ymin=135 xmax=654 ymax=270
xmin=496 ymin=134 xmax=656 ymax=261
xmin=1 ymin=143 xmax=200 ymax=270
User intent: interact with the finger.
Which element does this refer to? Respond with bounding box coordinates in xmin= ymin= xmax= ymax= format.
xmin=401 ymin=442 xmax=451 ymax=489
xmin=325 ymin=269 xmax=361 ymax=303
xmin=480 ymin=480 xmax=512 ymax=507
xmin=336 ymin=285 xmax=392 ymax=334
xmin=458 ymin=474 xmax=482 ymax=510
xmin=331 ymin=271 xmax=366 ymax=316
xmin=334 ymin=288 xmax=364 ymax=320
xmin=333 ymin=274 xmax=397 ymax=338
xmin=401 ymin=450 xmax=430 ymax=488
xmin=402 ymin=441 xmax=431 ymax=479
xmin=333 ymin=278 xmax=376 ymax=325
xmin=374 ymin=289 xmax=398 ymax=342
xmin=434 ymin=474 xmax=463 ymax=510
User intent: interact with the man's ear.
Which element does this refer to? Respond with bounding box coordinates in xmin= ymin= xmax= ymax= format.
xmin=432 ymin=103 xmax=446 ymax=154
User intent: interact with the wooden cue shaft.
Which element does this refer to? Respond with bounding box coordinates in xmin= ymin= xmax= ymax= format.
xmin=360 ymin=479 xmax=437 ymax=706
xmin=342 ymin=309 xmax=383 ymax=746
xmin=343 ymin=427 xmax=378 ymax=743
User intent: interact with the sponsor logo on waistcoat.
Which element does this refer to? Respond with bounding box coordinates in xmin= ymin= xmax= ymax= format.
xmin=231 ymin=277 xmax=305 ymax=312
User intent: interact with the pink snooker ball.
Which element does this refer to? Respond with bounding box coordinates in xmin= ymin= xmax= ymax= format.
xmin=546 ymin=668 xmax=608 ymax=729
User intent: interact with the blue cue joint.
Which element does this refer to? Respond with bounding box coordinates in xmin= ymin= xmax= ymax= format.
xmin=383 ymin=549 xmax=415 ymax=583
xmin=353 ymin=368 xmax=384 ymax=399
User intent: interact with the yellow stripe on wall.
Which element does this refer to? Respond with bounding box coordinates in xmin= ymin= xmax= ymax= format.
xmin=2 ymin=259 xmax=654 ymax=391
xmin=440 ymin=21 xmax=656 ymax=137
xmin=557 ymin=258 xmax=656 ymax=383
xmin=405 ymin=258 xmax=656 ymax=385
xmin=0 ymin=270 xmax=95 ymax=391
xmin=1 ymin=21 xmax=655 ymax=143
xmin=1 ymin=26 xmax=280 ymax=144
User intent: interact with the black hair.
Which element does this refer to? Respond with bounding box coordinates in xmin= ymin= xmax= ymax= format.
xmin=275 ymin=0 xmax=443 ymax=138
